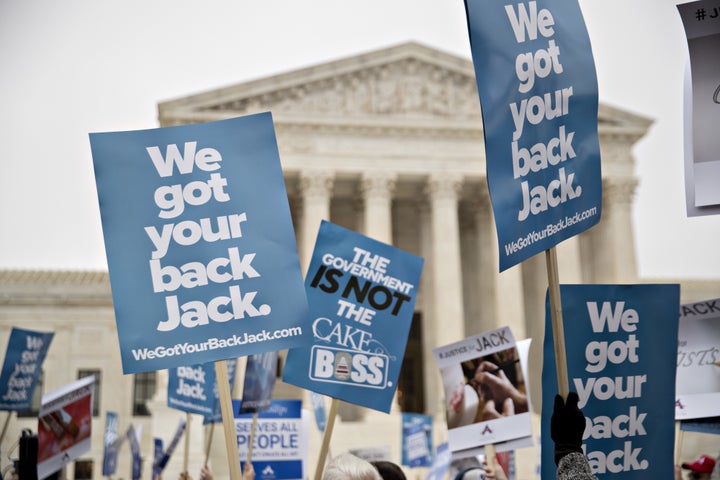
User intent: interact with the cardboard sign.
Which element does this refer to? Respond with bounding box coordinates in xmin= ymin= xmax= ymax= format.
xmin=102 ymin=411 xmax=123 ymax=477
xmin=675 ymin=297 xmax=720 ymax=419
xmin=463 ymin=0 xmax=602 ymax=271
xmin=0 ymin=327 xmax=54 ymax=411
xmin=282 ymin=221 xmax=423 ymax=412
xmin=402 ymin=413 xmax=433 ymax=467
xmin=678 ymin=1 xmax=720 ymax=212
xmin=90 ymin=113 xmax=310 ymax=373
xmin=425 ymin=443 xmax=451 ymax=480
xmin=541 ymin=284 xmax=680 ymax=478
xmin=433 ymin=328 xmax=532 ymax=452
xmin=234 ymin=399 xmax=308 ymax=480
xmin=167 ymin=363 xmax=216 ymax=416
xmin=37 ymin=376 xmax=95 ymax=479
xmin=239 ymin=352 xmax=278 ymax=414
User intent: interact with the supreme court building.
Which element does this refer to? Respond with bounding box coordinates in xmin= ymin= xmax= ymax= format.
xmin=1 ymin=42 xmax=717 ymax=479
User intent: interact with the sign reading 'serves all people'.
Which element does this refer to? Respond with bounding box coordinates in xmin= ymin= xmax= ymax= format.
xmin=463 ymin=0 xmax=602 ymax=271
xmin=90 ymin=114 xmax=310 ymax=373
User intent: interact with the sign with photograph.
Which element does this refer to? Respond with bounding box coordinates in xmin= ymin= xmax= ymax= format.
xmin=37 ymin=376 xmax=95 ymax=479
xmin=433 ymin=327 xmax=532 ymax=452
xmin=90 ymin=113 xmax=310 ymax=373
xmin=678 ymin=0 xmax=720 ymax=213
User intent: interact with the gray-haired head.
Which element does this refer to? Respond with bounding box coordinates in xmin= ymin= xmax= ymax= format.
xmin=321 ymin=453 xmax=383 ymax=480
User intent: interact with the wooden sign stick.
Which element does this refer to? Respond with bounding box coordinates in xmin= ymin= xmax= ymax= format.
xmin=674 ymin=420 xmax=684 ymax=465
xmin=314 ymin=397 xmax=340 ymax=480
xmin=204 ymin=422 xmax=215 ymax=467
xmin=215 ymin=360 xmax=243 ymax=480
xmin=0 ymin=411 xmax=13 ymax=445
xmin=247 ymin=412 xmax=259 ymax=465
xmin=183 ymin=412 xmax=191 ymax=475
xmin=485 ymin=443 xmax=497 ymax=470
xmin=546 ymin=247 xmax=569 ymax=398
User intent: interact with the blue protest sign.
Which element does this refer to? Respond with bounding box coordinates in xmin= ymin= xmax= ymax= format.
xmin=154 ymin=417 xmax=186 ymax=473
xmin=402 ymin=413 xmax=433 ymax=467
xmin=126 ymin=424 xmax=142 ymax=480
xmin=310 ymin=392 xmax=327 ymax=432
xmin=152 ymin=438 xmax=164 ymax=480
xmin=102 ymin=411 xmax=122 ymax=476
xmin=0 ymin=327 xmax=54 ymax=411
xmin=204 ymin=358 xmax=237 ymax=424
xmin=463 ymin=0 xmax=601 ymax=271
xmin=239 ymin=352 xmax=278 ymax=414
xmin=425 ymin=443 xmax=451 ymax=480
xmin=167 ymin=363 xmax=216 ymax=416
xmin=282 ymin=220 xmax=424 ymax=413
xmin=89 ymin=113 xmax=310 ymax=373
xmin=234 ymin=399 xmax=307 ymax=480
xmin=541 ymin=284 xmax=680 ymax=478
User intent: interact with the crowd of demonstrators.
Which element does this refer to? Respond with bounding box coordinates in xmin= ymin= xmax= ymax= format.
xmin=156 ymin=395 xmax=716 ymax=480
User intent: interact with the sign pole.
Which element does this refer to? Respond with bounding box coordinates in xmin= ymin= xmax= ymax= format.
xmin=546 ymin=247 xmax=569 ymax=398
xmin=204 ymin=422 xmax=215 ymax=467
xmin=183 ymin=412 xmax=191 ymax=475
xmin=314 ymin=397 xmax=339 ymax=480
xmin=485 ymin=443 xmax=497 ymax=473
xmin=674 ymin=421 xmax=684 ymax=465
xmin=215 ymin=360 xmax=243 ymax=480
xmin=0 ymin=411 xmax=13 ymax=444
xmin=247 ymin=412 xmax=259 ymax=465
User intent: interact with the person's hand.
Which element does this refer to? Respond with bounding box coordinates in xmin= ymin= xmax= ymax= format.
xmin=483 ymin=456 xmax=508 ymax=480
xmin=550 ymin=392 xmax=586 ymax=465
xmin=473 ymin=361 xmax=527 ymax=413
xmin=199 ymin=466 xmax=213 ymax=480
xmin=674 ymin=464 xmax=683 ymax=480
xmin=480 ymin=397 xmax=515 ymax=421
xmin=179 ymin=472 xmax=193 ymax=480
xmin=243 ymin=462 xmax=255 ymax=480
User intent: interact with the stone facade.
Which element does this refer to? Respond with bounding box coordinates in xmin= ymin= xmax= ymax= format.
xmin=1 ymin=42 xmax=717 ymax=479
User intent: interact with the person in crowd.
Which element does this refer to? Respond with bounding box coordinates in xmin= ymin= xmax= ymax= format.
xmin=551 ymin=391 xmax=597 ymax=480
xmin=176 ymin=463 xmax=254 ymax=480
xmin=675 ymin=454 xmax=716 ymax=480
xmin=371 ymin=460 xmax=407 ymax=480
xmin=452 ymin=458 xmax=507 ymax=480
xmin=321 ymin=452 xmax=382 ymax=480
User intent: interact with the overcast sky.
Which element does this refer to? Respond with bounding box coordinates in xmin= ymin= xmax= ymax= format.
xmin=0 ymin=0 xmax=717 ymax=279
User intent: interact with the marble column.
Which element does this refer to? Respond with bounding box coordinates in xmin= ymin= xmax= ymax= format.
xmin=360 ymin=172 xmax=396 ymax=244
xmin=298 ymin=170 xmax=335 ymax=274
xmin=579 ymin=177 xmax=638 ymax=283
xmin=426 ymin=173 xmax=465 ymax=348
xmin=473 ymin=187 xmax=499 ymax=334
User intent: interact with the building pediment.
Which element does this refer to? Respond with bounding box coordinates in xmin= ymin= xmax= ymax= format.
xmin=159 ymin=41 xmax=652 ymax=138
xmin=159 ymin=42 xmax=483 ymax=126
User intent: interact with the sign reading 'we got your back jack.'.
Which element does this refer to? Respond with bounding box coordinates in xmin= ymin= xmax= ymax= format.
xmin=464 ymin=0 xmax=602 ymax=271
xmin=90 ymin=114 xmax=310 ymax=373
